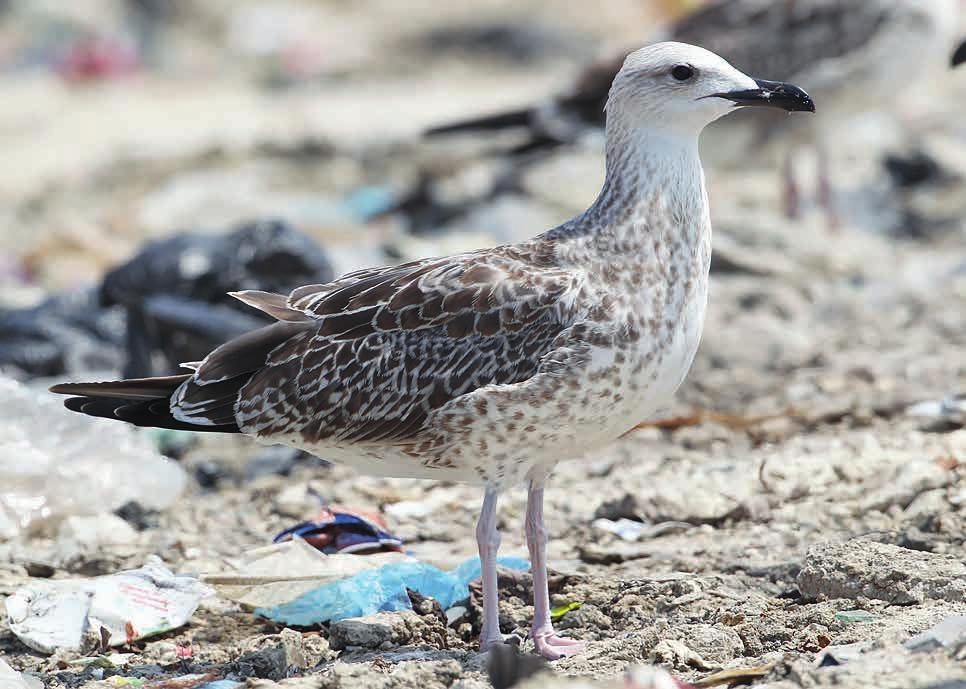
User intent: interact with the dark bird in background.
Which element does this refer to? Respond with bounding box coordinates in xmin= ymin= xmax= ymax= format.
xmin=427 ymin=0 xmax=964 ymax=230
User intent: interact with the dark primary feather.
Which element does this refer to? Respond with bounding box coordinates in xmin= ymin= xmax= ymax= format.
xmin=50 ymin=375 xmax=192 ymax=400
xmin=51 ymin=374 xmax=241 ymax=433
xmin=53 ymin=246 xmax=581 ymax=445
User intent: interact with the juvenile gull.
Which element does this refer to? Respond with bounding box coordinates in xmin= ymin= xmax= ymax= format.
xmin=50 ymin=43 xmax=813 ymax=659
xmin=428 ymin=0 xmax=960 ymax=227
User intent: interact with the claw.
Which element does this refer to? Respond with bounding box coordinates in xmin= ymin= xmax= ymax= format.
xmin=532 ymin=632 xmax=585 ymax=660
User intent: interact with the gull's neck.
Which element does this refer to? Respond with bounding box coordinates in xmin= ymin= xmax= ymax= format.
xmin=543 ymin=123 xmax=709 ymax=263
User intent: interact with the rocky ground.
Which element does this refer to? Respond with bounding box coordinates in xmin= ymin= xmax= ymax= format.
xmin=1 ymin=2 xmax=966 ymax=689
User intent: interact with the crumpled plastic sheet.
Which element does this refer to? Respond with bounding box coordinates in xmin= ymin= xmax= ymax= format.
xmin=0 ymin=376 xmax=186 ymax=539
xmin=254 ymin=555 xmax=529 ymax=625
xmin=0 ymin=659 xmax=43 ymax=689
xmin=5 ymin=557 xmax=212 ymax=654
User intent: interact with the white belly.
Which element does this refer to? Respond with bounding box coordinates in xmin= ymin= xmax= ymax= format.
xmin=638 ymin=281 xmax=708 ymax=415
xmin=535 ymin=288 xmax=709 ymax=457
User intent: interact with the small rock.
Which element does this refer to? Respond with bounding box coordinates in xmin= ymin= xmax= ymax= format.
xmin=279 ymin=628 xmax=306 ymax=672
xmin=329 ymin=615 xmax=394 ymax=650
xmin=329 ymin=658 xmax=463 ymax=689
xmin=245 ymin=447 xmax=307 ymax=481
xmin=407 ymin=588 xmax=447 ymax=628
xmin=113 ymin=501 xmax=160 ymax=531
xmin=23 ymin=561 xmax=55 ymax=578
xmin=328 ymin=610 xmax=446 ymax=651
xmin=672 ymin=624 xmax=743 ymax=665
xmin=798 ymin=540 xmax=966 ymax=604
xmin=232 ymin=646 xmax=288 ymax=680
xmin=193 ymin=460 xmax=223 ymax=490
xmin=650 ymin=638 xmax=713 ymax=671
xmin=274 ymin=483 xmax=319 ymax=519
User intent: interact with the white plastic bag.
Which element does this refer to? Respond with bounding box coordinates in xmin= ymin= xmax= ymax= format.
xmin=0 ymin=377 xmax=186 ymax=538
xmin=0 ymin=659 xmax=43 ymax=689
xmin=5 ymin=557 xmax=211 ymax=654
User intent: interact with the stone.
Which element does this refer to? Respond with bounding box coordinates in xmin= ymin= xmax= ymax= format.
xmin=329 ymin=615 xmax=394 ymax=650
xmin=328 ymin=610 xmax=446 ymax=651
xmin=798 ymin=541 xmax=966 ymax=604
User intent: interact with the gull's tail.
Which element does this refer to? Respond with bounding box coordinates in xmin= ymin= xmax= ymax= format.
xmin=50 ymin=313 xmax=311 ymax=434
xmin=49 ymin=375 xmax=239 ymax=433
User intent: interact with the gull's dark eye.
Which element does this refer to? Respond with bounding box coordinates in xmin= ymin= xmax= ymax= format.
xmin=671 ymin=64 xmax=694 ymax=81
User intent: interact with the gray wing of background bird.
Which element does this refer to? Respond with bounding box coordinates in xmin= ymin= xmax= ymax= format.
xmin=670 ymin=0 xmax=898 ymax=82
xmin=425 ymin=0 xmax=926 ymax=139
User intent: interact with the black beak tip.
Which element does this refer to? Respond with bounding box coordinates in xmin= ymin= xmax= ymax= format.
xmin=952 ymin=40 xmax=966 ymax=68
xmin=755 ymin=78 xmax=815 ymax=113
xmin=716 ymin=79 xmax=815 ymax=114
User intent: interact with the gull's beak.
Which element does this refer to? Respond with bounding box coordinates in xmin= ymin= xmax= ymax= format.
xmin=713 ymin=78 xmax=815 ymax=113
xmin=953 ymin=40 xmax=966 ymax=68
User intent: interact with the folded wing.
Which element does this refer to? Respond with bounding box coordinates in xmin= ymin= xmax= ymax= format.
xmin=172 ymin=247 xmax=582 ymax=444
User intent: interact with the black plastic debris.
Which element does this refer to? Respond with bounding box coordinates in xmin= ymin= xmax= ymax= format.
xmin=0 ymin=289 xmax=125 ymax=379
xmin=883 ymin=151 xmax=947 ymax=189
xmin=99 ymin=219 xmax=333 ymax=377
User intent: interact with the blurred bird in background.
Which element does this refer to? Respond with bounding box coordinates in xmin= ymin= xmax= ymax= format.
xmin=428 ymin=0 xmax=965 ymax=230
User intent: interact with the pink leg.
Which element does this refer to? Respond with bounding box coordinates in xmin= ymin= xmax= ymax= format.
xmin=782 ymin=150 xmax=800 ymax=220
xmin=817 ymin=144 xmax=840 ymax=232
xmin=477 ymin=489 xmax=504 ymax=651
xmin=525 ymin=480 xmax=584 ymax=660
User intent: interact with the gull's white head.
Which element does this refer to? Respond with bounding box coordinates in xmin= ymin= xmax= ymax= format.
xmin=606 ymin=42 xmax=814 ymax=138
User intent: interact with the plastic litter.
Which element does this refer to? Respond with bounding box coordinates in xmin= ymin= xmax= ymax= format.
xmin=0 ymin=659 xmax=43 ymax=689
xmin=592 ymin=518 xmax=691 ymax=541
xmin=904 ymin=615 xmax=966 ymax=653
xmin=274 ymin=506 xmax=404 ymax=554
xmin=203 ymin=538 xmax=409 ymax=609
xmin=816 ymin=642 xmax=869 ymax=667
xmin=5 ymin=557 xmax=211 ymax=654
xmin=906 ymin=395 xmax=966 ymax=423
xmin=197 ymin=681 xmax=243 ymax=689
xmin=692 ymin=665 xmax=772 ymax=688
xmin=0 ymin=377 xmax=186 ymax=539
xmin=57 ymin=37 xmax=139 ymax=83
xmin=67 ymin=654 xmax=135 ymax=669
xmin=253 ymin=554 xmax=529 ymax=626
xmin=834 ymin=609 xmax=877 ymax=624
xmin=550 ymin=601 xmax=582 ymax=622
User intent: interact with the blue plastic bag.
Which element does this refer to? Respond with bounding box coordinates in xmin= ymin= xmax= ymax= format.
xmin=255 ymin=556 xmax=529 ymax=625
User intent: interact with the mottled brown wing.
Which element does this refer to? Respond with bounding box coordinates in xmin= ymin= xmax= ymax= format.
xmin=231 ymin=249 xmax=582 ymax=444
